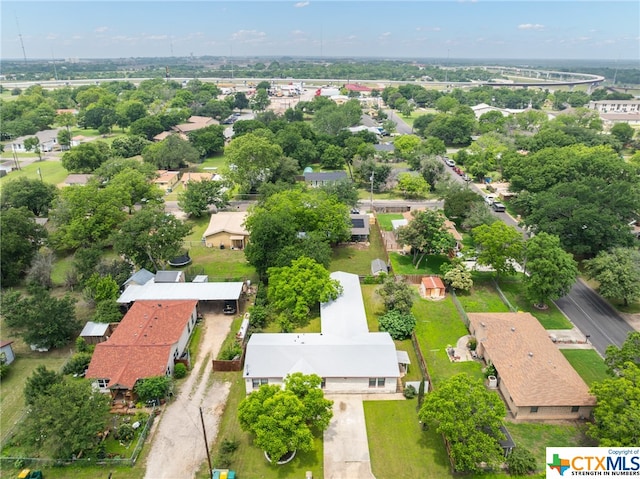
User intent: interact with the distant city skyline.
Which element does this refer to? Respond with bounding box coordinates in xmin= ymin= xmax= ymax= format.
xmin=1 ymin=1 xmax=639 ymax=61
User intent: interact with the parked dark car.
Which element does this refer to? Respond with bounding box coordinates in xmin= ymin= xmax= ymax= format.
xmin=223 ymin=301 xmax=237 ymax=315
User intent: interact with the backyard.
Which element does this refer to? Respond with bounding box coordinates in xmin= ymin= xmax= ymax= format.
xmin=330 ymin=223 xmax=387 ymax=276
xmin=389 ymin=252 xmax=450 ymax=276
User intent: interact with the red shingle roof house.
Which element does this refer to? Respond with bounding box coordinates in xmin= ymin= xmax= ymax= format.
xmin=86 ymin=300 xmax=198 ymax=398
xmin=420 ymin=276 xmax=446 ymax=300
xmin=468 ymin=312 xmax=596 ymax=420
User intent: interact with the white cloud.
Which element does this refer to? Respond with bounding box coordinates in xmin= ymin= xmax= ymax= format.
xmin=416 ymin=26 xmax=441 ymax=32
xmin=144 ymin=35 xmax=168 ymax=41
xmin=95 ymin=26 xmax=108 ymax=33
xmin=346 ymin=35 xmax=357 ymax=40
xmin=294 ymin=2 xmax=309 ymax=7
xmin=381 ymin=32 xmax=391 ymax=37
xmin=231 ymin=30 xmax=267 ymax=43
xmin=518 ymin=24 xmax=545 ymax=31
xmin=291 ymin=29 xmax=305 ymax=36
xmin=46 ymin=34 xmax=58 ymax=40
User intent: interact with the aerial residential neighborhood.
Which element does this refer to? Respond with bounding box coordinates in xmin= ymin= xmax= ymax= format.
xmin=1 ymin=2 xmax=639 ymax=479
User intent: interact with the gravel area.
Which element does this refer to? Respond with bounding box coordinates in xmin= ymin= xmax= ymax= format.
xmin=144 ymin=314 xmax=233 ymax=479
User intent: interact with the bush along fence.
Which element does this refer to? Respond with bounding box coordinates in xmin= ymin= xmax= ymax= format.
xmin=0 ymin=407 xmax=157 ymax=469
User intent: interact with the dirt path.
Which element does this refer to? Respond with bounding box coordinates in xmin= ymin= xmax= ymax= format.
xmin=144 ymin=314 xmax=233 ymax=479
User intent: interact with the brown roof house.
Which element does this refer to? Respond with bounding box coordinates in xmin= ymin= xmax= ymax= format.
xmin=86 ymin=300 xmax=198 ymax=398
xmin=153 ymin=170 xmax=180 ymax=192
xmin=420 ymin=276 xmax=446 ymax=300
xmin=202 ymin=211 xmax=248 ymax=250
xmin=172 ymin=115 xmax=217 ymax=134
xmin=468 ymin=312 xmax=596 ymax=420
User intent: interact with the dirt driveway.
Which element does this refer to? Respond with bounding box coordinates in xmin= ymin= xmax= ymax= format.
xmin=144 ymin=314 xmax=233 ymax=479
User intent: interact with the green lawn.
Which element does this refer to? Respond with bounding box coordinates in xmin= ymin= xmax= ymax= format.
xmin=182 ymin=246 xmax=257 ymax=282
xmin=330 ymin=224 xmax=387 ymax=275
xmin=507 ymin=421 xmax=596 ymax=471
xmin=364 ymin=400 xmax=452 ymax=479
xmin=196 ymin=153 xmax=227 ymax=172
xmin=0 ymin=339 xmax=71 ymax=445
xmin=0 ymin=159 xmax=69 ymax=186
xmin=183 ymin=215 xmax=212 ymax=243
xmin=389 ymin=253 xmax=450 ymax=276
xmin=455 ymin=281 xmax=511 ymax=313
xmin=197 ymin=372 xmax=324 ymax=479
xmin=561 ymin=349 xmax=610 ymax=386
xmin=376 ymin=213 xmax=404 ymax=231
xmin=498 ymin=280 xmax=573 ymax=329
xmin=412 ymin=296 xmax=484 ymax=388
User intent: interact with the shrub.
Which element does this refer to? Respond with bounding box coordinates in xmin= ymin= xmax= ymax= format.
xmin=248 ymin=304 xmax=270 ymax=329
xmin=220 ymin=438 xmax=239 ymax=454
xmin=403 ymin=384 xmax=417 ymax=399
xmin=506 ymin=447 xmax=537 ymax=475
xmin=220 ymin=342 xmax=242 ymax=361
xmin=134 ymin=376 xmax=172 ymax=402
xmin=483 ymin=362 xmax=497 ymax=379
xmin=114 ymin=423 xmax=135 ymax=442
xmin=75 ymin=336 xmax=90 ymax=353
xmin=62 ymin=352 xmax=93 ymax=376
xmin=467 ymin=338 xmax=477 ymax=351
xmin=0 ymin=363 xmax=9 ymax=379
xmin=174 ymin=363 xmax=187 ymax=379
xmin=378 ymin=310 xmax=417 ymax=340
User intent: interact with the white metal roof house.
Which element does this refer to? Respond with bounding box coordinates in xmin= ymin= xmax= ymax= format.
xmin=243 ymin=271 xmax=401 ymax=394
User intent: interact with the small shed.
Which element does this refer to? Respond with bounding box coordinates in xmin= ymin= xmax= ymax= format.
xmin=123 ymin=268 xmax=155 ymax=289
xmin=79 ymin=322 xmax=115 ymax=346
xmin=420 ymin=276 xmax=446 ymax=300
xmin=396 ymin=350 xmax=411 ymax=375
xmin=371 ymin=259 xmax=388 ymax=276
xmin=0 ymin=340 xmax=16 ymax=365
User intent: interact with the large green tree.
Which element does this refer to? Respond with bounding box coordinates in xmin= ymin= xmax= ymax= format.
xmin=1 ymin=286 xmax=79 ymax=349
xmin=178 ymin=179 xmax=231 ymax=217
xmin=112 ymin=204 xmax=192 ymax=271
xmin=23 ymin=365 xmax=64 ymax=406
xmin=50 ymin=183 xmax=127 ymax=250
xmin=419 ymin=374 xmax=506 ymax=473
xmin=589 ymin=361 xmax=640 ymax=447
xmin=225 ymin=132 xmax=283 ymax=193
xmin=396 ymin=209 xmax=456 ymax=269
xmin=61 ymin=141 xmax=111 ymax=173
xmin=21 ymin=378 xmax=110 ymax=459
xmin=0 ymin=207 xmax=47 ymax=286
xmin=604 ymin=331 xmax=640 ymax=375
xmin=0 ymin=177 xmax=57 ymax=216
xmin=244 ymin=188 xmax=351 ymax=278
xmin=377 ymin=275 xmax=415 ymax=314
xmin=238 ymin=373 xmax=332 ymax=462
xmin=267 ymin=256 xmax=342 ymax=331
xmin=472 ymin=222 xmax=524 ymax=277
xmin=188 ymin=124 xmax=225 ymax=157
xmin=524 ymin=232 xmax=578 ymax=307
xmin=143 ymin=134 xmax=200 ymax=169
xmin=585 ymin=247 xmax=640 ymax=307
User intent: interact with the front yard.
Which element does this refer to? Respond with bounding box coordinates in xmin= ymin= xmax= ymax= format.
xmin=561 ymin=349 xmax=610 ymax=386
xmin=498 ymin=279 xmax=573 ymax=329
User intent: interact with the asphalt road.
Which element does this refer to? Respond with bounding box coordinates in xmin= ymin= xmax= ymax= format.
xmin=555 ymin=280 xmax=634 ymax=356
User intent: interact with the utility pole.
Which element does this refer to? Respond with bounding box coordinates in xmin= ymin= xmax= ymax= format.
xmin=370 ymin=172 xmax=374 ymax=213
xmin=199 ymin=407 xmax=213 ymax=478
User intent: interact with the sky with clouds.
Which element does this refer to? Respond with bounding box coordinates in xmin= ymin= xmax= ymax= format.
xmin=1 ymin=1 xmax=638 ymax=60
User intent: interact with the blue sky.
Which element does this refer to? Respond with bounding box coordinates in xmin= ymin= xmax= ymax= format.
xmin=1 ymin=1 xmax=638 ymax=60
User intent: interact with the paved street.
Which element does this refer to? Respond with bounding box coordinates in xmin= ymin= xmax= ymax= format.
xmin=555 ymin=280 xmax=634 ymax=356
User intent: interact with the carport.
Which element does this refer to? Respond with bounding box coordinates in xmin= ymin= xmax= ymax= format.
xmin=117 ymin=281 xmax=245 ymax=313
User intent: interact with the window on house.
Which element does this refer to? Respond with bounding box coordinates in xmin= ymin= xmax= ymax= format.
xmin=252 ymin=378 xmax=268 ymax=389
xmin=530 ymin=406 xmax=539 ymax=413
xmin=320 ymin=378 xmax=326 ymax=389
xmin=571 ymin=406 xmax=580 ymax=413
xmin=369 ymin=378 xmax=385 ymax=388
xmin=97 ymin=379 xmax=109 ymax=388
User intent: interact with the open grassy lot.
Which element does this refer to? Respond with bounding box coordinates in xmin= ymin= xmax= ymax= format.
xmin=364 ymin=399 xmax=452 ymax=479
xmin=183 ymin=246 xmax=257 ymax=282
xmin=561 ymin=349 xmax=610 ymax=386
xmin=455 ymin=281 xmax=511 ymax=313
xmin=0 ymin=159 xmax=69 ymax=186
xmin=390 ymin=253 xmax=449 ymax=276
xmin=412 ymin=295 xmax=484 ymax=388
xmin=330 ymin=224 xmax=387 ymax=275
xmin=196 ymin=153 xmax=227 ymax=172
xmin=376 ymin=213 xmax=404 ymax=231
xmin=507 ymin=421 xmax=596 ymax=471
xmin=197 ymin=372 xmax=324 ymax=479
xmin=498 ymin=280 xmax=573 ymax=329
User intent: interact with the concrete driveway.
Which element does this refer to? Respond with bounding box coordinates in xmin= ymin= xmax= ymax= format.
xmin=324 ymin=395 xmax=376 ymax=479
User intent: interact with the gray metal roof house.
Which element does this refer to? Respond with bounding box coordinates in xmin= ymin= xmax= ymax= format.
xmin=243 ymin=272 xmax=401 ymax=394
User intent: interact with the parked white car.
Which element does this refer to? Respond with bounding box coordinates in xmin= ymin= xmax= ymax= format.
xmin=484 ymin=195 xmax=496 ymax=206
